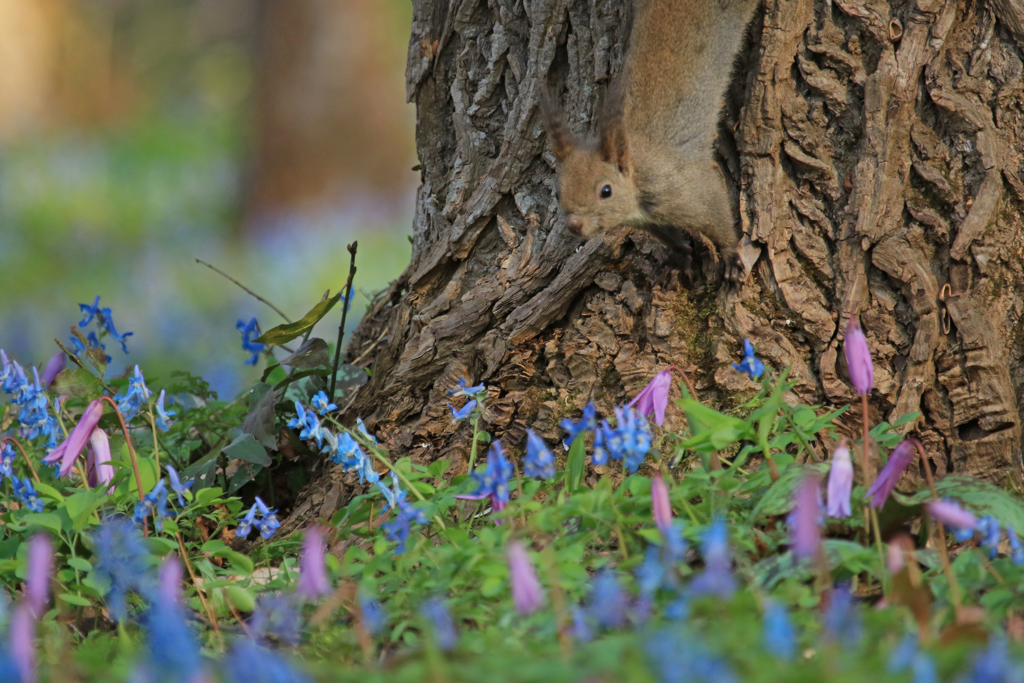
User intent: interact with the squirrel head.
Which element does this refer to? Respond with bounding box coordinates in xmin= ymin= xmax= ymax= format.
xmin=540 ymin=81 xmax=641 ymax=238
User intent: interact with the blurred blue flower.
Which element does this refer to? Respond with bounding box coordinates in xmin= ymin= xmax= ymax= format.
xmin=665 ymin=593 xmax=690 ymax=621
xmin=454 ymin=441 xmax=513 ymax=523
xmin=592 ymin=423 xmax=609 ymax=466
xmin=310 ymin=391 xmax=337 ymax=415
xmin=134 ymin=563 xmax=204 ymax=683
xmin=154 ymin=390 xmax=175 ymax=431
xmin=732 ymin=338 xmax=764 ymax=380
xmin=375 ymin=473 xmax=407 ymax=512
xmin=763 ymin=600 xmax=796 ymax=661
xmin=382 ymin=501 xmax=428 ymax=554
xmin=560 ymin=402 xmax=597 ymax=449
xmin=601 ymin=406 xmax=652 ymax=474
xmin=133 ymin=480 xmax=170 ymax=532
xmin=448 ymin=377 xmax=485 ymax=397
xmin=114 ymin=365 xmax=152 ymax=421
xmin=421 ymin=599 xmax=457 ymax=651
xmin=224 ymin=639 xmax=313 ymax=683
xmin=636 ymin=546 xmax=665 ymax=597
xmin=93 ymin=518 xmax=157 ymax=622
xmin=524 ymin=430 xmax=555 ymax=480
xmin=978 ymin=516 xmax=1001 ymax=559
xmin=251 ymin=594 xmax=302 ymax=646
xmin=12 ymin=477 xmax=44 ymax=513
xmin=961 ymin=637 xmax=1022 ymax=683
xmin=1009 ymin=526 xmax=1024 ymax=565
xmin=447 ymin=400 xmax=477 ymax=422
xmin=587 ymin=570 xmax=627 ymax=629
xmin=571 ymin=606 xmax=593 ymax=643
xmin=166 ymin=466 xmax=192 ymax=507
xmin=645 ymin=628 xmax=737 ymax=683
xmin=359 ymin=592 xmax=386 ymax=636
xmin=237 ymin=318 xmax=265 ymax=366
xmin=689 ymin=519 xmax=736 ymax=599
xmin=888 ymin=632 xmax=918 ymax=673
xmin=823 ymin=584 xmax=862 ymax=646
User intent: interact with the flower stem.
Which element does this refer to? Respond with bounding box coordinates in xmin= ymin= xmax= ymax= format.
xmin=468 ymin=416 xmax=480 ymax=473
xmin=99 ymin=397 xmax=147 ymax=537
xmin=1 ymin=437 xmax=40 ymax=484
xmin=911 ymin=440 xmax=964 ymax=617
xmin=329 ymin=242 xmax=358 ymax=402
xmin=860 ymin=394 xmax=872 ymax=487
xmin=175 ymin=532 xmax=221 ymax=638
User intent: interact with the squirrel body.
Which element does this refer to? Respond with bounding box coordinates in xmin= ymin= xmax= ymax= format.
xmin=542 ymin=0 xmax=760 ymax=281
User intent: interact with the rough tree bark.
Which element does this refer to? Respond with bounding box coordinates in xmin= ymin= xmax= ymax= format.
xmin=285 ymin=0 xmax=1024 ymax=527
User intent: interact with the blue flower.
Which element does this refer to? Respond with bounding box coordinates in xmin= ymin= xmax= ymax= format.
xmin=354 ymin=454 xmax=380 ymax=485
xmin=135 ymin=577 xmax=204 ymax=683
xmin=823 ymin=584 xmax=862 ymax=645
xmin=359 ymin=592 xmax=387 ymax=636
xmin=98 ymin=309 xmax=133 ymax=354
xmin=732 ymin=338 xmax=764 ymax=380
xmin=0 ymin=444 xmax=15 ymax=479
xmin=375 ymin=473 xmax=407 ymax=512
xmin=1009 ymin=526 xmax=1024 ymax=565
xmin=592 ymin=423 xmax=610 ymax=465
xmin=888 ymin=633 xmax=919 ymax=673
xmin=310 ymin=391 xmax=337 ymax=415
xmin=447 ymin=400 xmax=477 ymax=422
xmin=978 ymin=516 xmax=1001 ymax=559
xmin=560 ymin=402 xmax=597 ymax=449
xmin=328 ymin=431 xmax=364 ymax=469
xmin=523 ymin=430 xmax=556 ymax=479
xmin=961 ymin=637 xmax=1022 ymax=683
xmin=12 ymin=477 xmax=43 ymax=512
xmin=237 ymin=504 xmax=259 ymax=538
xmin=763 ymin=600 xmax=796 ymax=661
xmin=79 ymin=296 xmax=103 ymax=327
xmin=154 ymin=390 xmax=175 ymax=431
xmin=571 ymin=606 xmax=593 ymax=643
xmin=453 ymin=441 xmax=513 ymax=523
xmin=689 ymin=519 xmax=736 ymax=599
xmin=166 ymin=466 xmax=192 ymax=507
xmin=254 ymin=496 xmax=281 ymax=539
xmin=636 ymin=546 xmax=665 ymax=598
xmin=587 ymin=570 xmax=627 ymax=629
xmin=420 ymin=599 xmax=457 ymax=651
xmin=93 ymin=518 xmax=157 ymax=622
xmin=448 ymin=377 xmax=486 ymax=397
xmin=113 ymin=365 xmax=152 ymax=421
xmin=252 ymin=594 xmax=302 ymax=645
xmin=356 ymin=418 xmax=378 ymax=445
xmin=601 ymin=406 xmax=652 ymax=473
xmin=236 ymin=318 xmax=265 ymax=366
xmin=80 ymin=298 xmax=133 ymax=353
xmin=224 ymin=639 xmax=313 ymax=683
xmin=665 ymin=593 xmax=690 ymax=621
xmin=645 ymin=628 xmax=737 ymax=683
xmin=133 ymin=480 xmax=170 ymax=531
xmin=382 ymin=501 xmax=428 ymax=554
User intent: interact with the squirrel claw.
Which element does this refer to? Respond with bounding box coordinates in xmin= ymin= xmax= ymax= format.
xmin=722 ymin=254 xmax=745 ymax=288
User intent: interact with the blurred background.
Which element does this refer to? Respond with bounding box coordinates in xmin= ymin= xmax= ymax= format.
xmin=0 ymin=0 xmax=416 ymax=398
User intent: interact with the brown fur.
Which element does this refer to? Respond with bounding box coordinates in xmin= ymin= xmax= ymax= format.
xmin=541 ymin=0 xmax=760 ymax=282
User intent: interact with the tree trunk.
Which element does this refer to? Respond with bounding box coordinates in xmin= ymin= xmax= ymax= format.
xmin=287 ymin=0 xmax=1024 ymax=526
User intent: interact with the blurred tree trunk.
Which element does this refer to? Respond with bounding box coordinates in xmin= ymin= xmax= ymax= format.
xmin=243 ymin=0 xmax=415 ymax=227
xmin=287 ymin=0 xmax=1024 ymax=525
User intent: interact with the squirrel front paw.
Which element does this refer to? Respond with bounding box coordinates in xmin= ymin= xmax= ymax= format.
xmin=722 ymin=252 xmax=745 ymax=287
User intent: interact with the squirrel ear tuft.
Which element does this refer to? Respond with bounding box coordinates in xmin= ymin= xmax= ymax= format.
xmin=539 ymin=87 xmax=575 ymax=162
xmin=599 ymin=77 xmax=632 ymax=175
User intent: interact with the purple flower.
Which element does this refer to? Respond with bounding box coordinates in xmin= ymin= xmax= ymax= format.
xmin=628 ymin=370 xmax=672 ymax=426
xmin=826 ymin=442 xmax=853 ymax=518
xmin=87 ymin=428 xmax=115 ymax=494
xmin=10 ymin=603 xmax=35 ymax=683
xmin=296 ymin=527 xmax=331 ymax=600
xmin=926 ymin=499 xmax=977 ymax=533
xmin=864 ymin=439 xmax=919 ymax=509
xmin=454 ymin=441 xmax=513 ymax=523
xmin=506 ymin=541 xmax=544 ymax=615
xmin=42 ymin=399 xmax=103 ymax=477
xmin=25 ymin=535 xmax=52 ymax=619
xmin=40 ymin=352 xmax=65 ymax=389
xmin=158 ymin=556 xmax=182 ymax=607
xmin=651 ymin=474 xmax=672 ymax=534
xmin=790 ymin=476 xmax=823 ymax=560
xmin=844 ymin=319 xmax=874 ymax=396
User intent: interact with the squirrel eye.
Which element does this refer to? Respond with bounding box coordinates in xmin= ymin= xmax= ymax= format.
xmin=600 ymin=185 xmax=612 ymax=199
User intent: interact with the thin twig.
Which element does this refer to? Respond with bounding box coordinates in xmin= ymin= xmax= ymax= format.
xmin=1 ymin=437 xmax=40 ymax=484
xmin=912 ymin=440 xmax=964 ymax=617
xmin=175 ymin=533 xmax=221 ymax=636
xmin=194 ymin=258 xmax=292 ymax=323
xmin=352 ymin=328 xmax=388 ymax=366
xmin=861 ymin=394 xmax=872 ymax=486
xmin=668 ymin=365 xmax=699 ymax=401
xmin=329 ymin=242 xmax=358 ymax=401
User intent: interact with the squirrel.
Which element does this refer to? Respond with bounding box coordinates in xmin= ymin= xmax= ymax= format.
xmin=541 ymin=0 xmax=760 ymax=284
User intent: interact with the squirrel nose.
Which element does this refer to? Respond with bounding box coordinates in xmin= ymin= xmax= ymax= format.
xmin=567 ymin=217 xmax=583 ymax=234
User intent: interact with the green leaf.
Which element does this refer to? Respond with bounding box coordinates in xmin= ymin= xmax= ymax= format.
xmin=65 ymin=490 xmax=107 ymax=531
xmin=142 ymin=537 xmax=178 ymax=555
xmin=747 ymin=462 xmax=829 ymax=521
xmin=567 ymin=435 xmax=587 ymax=492
xmin=66 ymin=557 xmax=92 ymax=573
xmin=210 ymin=548 xmax=254 ymax=575
xmin=49 ymin=368 xmax=104 ymax=398
xmin=427 ymin=460 xmax=449 ymax=479
xmin=897 ymin=476 xmax=1024 ymax=532
xmin=194 ymin=488 xmax=225 ymax=506
xmin=225 ymin=585 xmax=256 ymax=612
xmin=480 ymin=576 xmax=503 ymax=598
xmin=253 ymin=293 xmax=342 ymax=346
xmin=58 ymin=593 xmax=93 ymax=607
xmin=223 ymin=433 xmax=272 ymax=467
xmin=279 ymin=338 xmax=331 ymax=370
xmin=21 ymin=513 xmax=63 ymax=533
xmin=181 ymin=450 xmax=220 ymax=490
xmin=33 ymin=482 xmax=64 ymax=503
